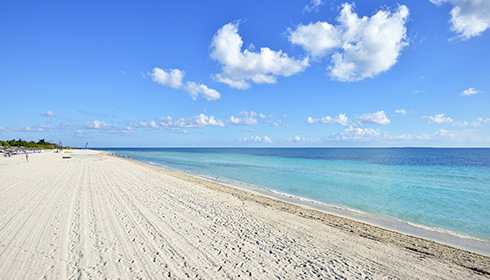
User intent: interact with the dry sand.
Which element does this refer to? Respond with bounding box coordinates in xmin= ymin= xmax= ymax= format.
xmin=0 ymin=149 xmax=488 ymax=279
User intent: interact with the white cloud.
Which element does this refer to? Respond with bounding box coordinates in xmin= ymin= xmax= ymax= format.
xmin=151 ymin=67 xmax=220 ymax=101
xmin=471 ymin=117 xmax=490 ymax=127
xmin=210 ymin=22 xmax=309 ymax=89
xmin=138 ymin=120 xmax=159 ymax=128
xmin=287 ymin=136 xmax=318 ymax=143
xmin=321 ymin=125 xmax=486 ymax=144
xmin=41 ymin=110 xmax=55 ymax=117
xmin=326 ymin=125 xmax=381 ymax=140
xmin=151 ymin=68 xmax=184 ymax=89
xmin=358 ymin=111 xmax=391 ymax=125
xmin=268 ymin=120 xmax=288 ymax=127
xmin=149 ymin=120 xmax=159 ymax=128
xmin=289 ymin=3 xmax=409 ymax=81
xmin=289 ymin=136 xmax=302 ymax=143
xmin=228 ymin=111 xmax=272 ymax=125
xmin=81 ymin=121 xmax=133 ymax=134
xmin=423 ymin=114 xmax=454 ymax=124
xmin=452 ymin=120 xmax=469 ymax=127
xmin=289 ymin=22 xmax=341 ymax=57
xmin=324 ymin=127 xmax=439 ymax=143
xmin=433 ymin=127 xmax=479 ymax=142
xmin=304 ymin=0 xmax=325 ymax=13
xmin=239 ymin=136 xmax=272 ymax=143
xmin=17 ymin=125 xmax=52 ymax=132
xmin=384 ymin=133 xmax=432 ymax=141
xmin=84 ymin=120 xmax=118 ymax=130
xmin=431 ymin=0 xmax=490 ymax=40
xmin=460 ymin=87 xmax=479 ymax=96
xmin=184 ymin=82 xmax=221 ymax=101
xmin=395 ymin=109 xmax=407 ymax=115
xmin=156 ymin=114 xmax=225 ymax=130
xmin=229 ymin=115 xmax=257 ymax=125
xmin=307 ymin=113 xmax=349 ymax=126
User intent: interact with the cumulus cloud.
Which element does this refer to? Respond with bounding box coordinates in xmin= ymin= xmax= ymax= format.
xmin=84 ymin=120 xmax=118 ymax=130
xmin=239 ymin=136 xmax=272 ymax=143
xmin=154 ymin=114 xmax=225 ymax=130
xmin=151 ymin=67 xmax=220 ymax=101
xmin=357 ymin=111 xmax=391 ymax=125
xmin=287 ymin=136 xmax=318 ymax=143
xmin=228 ymin=111 xmax=272 ymax=125
xmin=289 ymin=3 xmax=409 ymax=81
xmin=423 ymin=114 xmax=454 ymax=124
xmin=210 ymin=22 xmax=309 ymax=89
xmin=289 ymin=22 xmax=341 ymax=57
xmin=307 ymin=113 xmax=349 ymax=126
xmin=460 ymin=87 xmax=479 ymax=96
xmin=395 ymin=109 xmax=407 ymax=115
xmin=471 ymin=117 xmax=490 ymax=127
xmin=229 ymin=115 xmax=257 ymax=125
xmin=184 ymin=82 xmax=221 ymax=101
xmin=81 ymin=121 xmax=134 ymax=134
xmin=431 ymin=0 xmax=490 ymax=40
xmin=138 ymin=120 xmax=159 ymax=128
xmin=326 ymin=125 xmax=381 ymax=140
xmin=433 ymin=128 xmax=480 ymax=142
xmin=41 ymin=110 xmax=55 ymax=117
xmin=151 ymin=68 xmax=184 ymax=89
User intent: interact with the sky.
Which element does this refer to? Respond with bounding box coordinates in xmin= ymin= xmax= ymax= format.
xmin=1 ymin=0 xmax=489 ymax=147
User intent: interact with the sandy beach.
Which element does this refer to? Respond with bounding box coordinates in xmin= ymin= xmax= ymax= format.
xmin=0 ymin=150 xmax=488 ymax=279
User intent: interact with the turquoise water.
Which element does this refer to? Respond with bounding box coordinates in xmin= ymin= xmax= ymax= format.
xmin=102 ymin=148 xmax=490 ymax=244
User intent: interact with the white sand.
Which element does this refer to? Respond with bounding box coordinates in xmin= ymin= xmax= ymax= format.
xmin=0 ymin=150 xmax=488 ymax=279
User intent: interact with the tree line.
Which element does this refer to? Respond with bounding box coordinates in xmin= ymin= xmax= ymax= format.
xmin=0 ymin=139 xmax=61 ymax=149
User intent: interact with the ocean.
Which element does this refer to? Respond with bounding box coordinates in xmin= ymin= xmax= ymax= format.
xmin=100 ymin=148 xmax=490 ymax=253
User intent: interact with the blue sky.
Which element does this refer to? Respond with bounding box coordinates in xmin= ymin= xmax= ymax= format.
xmin=1 ymin=0 xmax=489 ymax=147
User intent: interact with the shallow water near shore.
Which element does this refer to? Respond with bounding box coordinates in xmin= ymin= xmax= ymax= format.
xmin=101 ymin=148 xmax=490 ymax=253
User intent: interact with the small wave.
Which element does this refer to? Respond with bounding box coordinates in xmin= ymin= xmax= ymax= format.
xmin=406 ymin=222 xmax=487 ymax=242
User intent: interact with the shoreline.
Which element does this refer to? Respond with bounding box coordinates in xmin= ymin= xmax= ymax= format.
xmin=113 ymin=152 xmax=490 ymax=275
xmin=119 ymin=153 xmax=490 ymax=256
xmin=1 ymin=149 xmax=489 ymax=278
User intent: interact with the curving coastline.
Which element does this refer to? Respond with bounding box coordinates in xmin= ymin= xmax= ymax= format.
xmin=127 ymin=154 xmax=490 ymax=277
xmin=0 ymin=149 xmax=488 ymax=278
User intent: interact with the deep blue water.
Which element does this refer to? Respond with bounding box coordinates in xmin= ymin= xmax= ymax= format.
xmin=99 ymin=148 xmax=490 ymax=243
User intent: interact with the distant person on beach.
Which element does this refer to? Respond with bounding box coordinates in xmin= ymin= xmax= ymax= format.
xmin=26 ymin=153 xmax=29 ymax=162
